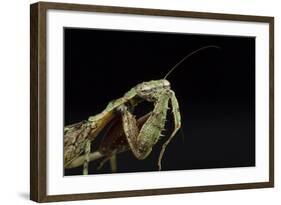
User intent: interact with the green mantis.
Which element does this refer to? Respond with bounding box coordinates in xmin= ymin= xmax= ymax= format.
xmin=64 ymin=45 xmax=219 ymax=174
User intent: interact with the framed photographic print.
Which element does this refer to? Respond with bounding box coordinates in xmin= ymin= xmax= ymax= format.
xmin=30 ymin=1 xmax=274 ymax=202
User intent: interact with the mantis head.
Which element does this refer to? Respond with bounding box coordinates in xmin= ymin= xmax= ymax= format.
xmin=135 ymin=80 xmax=170 ymax=101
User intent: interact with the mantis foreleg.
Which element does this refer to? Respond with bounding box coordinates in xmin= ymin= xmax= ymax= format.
xmin=158 ymin=91 xmax=181 ymax=170
xmin=119 ymin=91 xmax=170 ymax=168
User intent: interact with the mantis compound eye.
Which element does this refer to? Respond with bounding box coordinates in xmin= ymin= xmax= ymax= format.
xmin=162 ymin=80 xmax=170 ymax=88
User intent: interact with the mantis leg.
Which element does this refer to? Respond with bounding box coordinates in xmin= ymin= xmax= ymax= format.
xmin=119 ymin=91 xmax=170 ymax=164
xmin=97 ymin=151 xmax=117 ymax=171
xmin=110 ymin=155 xmax=117 ymax=173
xmin=97 ymin=157 xmax=110 ymax=170
xmin=83 ymin=140 xmax=91 ymax=175
xmin=65 ymin=151 xmax=103 ymax=169
xmin=158 ymin=90 xmax=181 ymax=170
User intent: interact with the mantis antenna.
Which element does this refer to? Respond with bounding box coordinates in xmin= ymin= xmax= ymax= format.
xmin=163 ymin=45 xmax=220 ymax=144
xmin=164 ymin=45 xmax=221 ymax=79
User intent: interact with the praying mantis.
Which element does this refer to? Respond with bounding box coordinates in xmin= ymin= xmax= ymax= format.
xmin=64 ymin=45 xmax=219 ymax=175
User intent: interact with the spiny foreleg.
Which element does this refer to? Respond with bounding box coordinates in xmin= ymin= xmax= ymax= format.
xmin=119 ymin=91 xmax=170 ymax=166
xmin=158 ymin=90 xmax=181 ymax=170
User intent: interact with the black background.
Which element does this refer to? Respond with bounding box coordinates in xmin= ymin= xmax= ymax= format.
xmin=64 ymin=28 xmax=255 ymax=175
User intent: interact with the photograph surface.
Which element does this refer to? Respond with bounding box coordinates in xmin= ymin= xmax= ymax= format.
xmin=63 ymin=28 xmax=255 ymax=176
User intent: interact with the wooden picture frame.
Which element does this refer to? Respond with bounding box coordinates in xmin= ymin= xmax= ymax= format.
xmin=30 ymin=1 xmax=274 ymax=202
